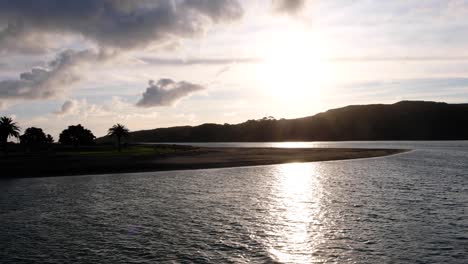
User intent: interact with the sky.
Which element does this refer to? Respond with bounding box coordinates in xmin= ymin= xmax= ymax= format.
xmin=2 ymin=0 xmax=468 ymax=138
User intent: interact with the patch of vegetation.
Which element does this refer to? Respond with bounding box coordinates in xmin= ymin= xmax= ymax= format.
xmin=60 ymin=145 xmax=193 ymax=157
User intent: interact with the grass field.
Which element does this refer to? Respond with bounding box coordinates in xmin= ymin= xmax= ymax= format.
xmin=0 ymin=144 xmax=197 ymax=157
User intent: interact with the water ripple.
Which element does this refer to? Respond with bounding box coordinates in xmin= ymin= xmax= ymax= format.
xmin=1 ymin=142 xmax=468 ymax=263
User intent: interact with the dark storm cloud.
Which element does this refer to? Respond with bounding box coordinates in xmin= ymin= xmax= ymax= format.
xmin=0 ymin=0 xmax=243 ymax=53
xmin=0 ymin=22 xmax=58 ymax=54
xmin=272 ymin=0 xmax=306 ymax=14
xmin=0 ymin=49 xmax=113 ymax=100
xmin=0 ymin=0 xmax=243 ymax=103
xmin=136 ymin=79 xmax=205 ymax=107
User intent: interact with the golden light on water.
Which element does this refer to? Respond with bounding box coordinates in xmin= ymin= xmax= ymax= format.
xmin=267 ymin=162 xmax=324 ymax=263
xmin=270 ymin=142 xmax=321 ymax=148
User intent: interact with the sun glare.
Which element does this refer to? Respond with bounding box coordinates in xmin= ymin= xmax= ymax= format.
xmin=257 ymin=30 xmax=331 ymax=102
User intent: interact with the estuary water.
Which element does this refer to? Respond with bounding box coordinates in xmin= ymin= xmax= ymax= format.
xmin=1 ymin=141 xmax=467 ymax=263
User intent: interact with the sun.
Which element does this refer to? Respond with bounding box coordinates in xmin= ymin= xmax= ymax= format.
xmin=256 ymin=29 xmax=330 ymax=102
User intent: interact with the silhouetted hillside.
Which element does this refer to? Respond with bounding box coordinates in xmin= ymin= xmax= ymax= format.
xmin=98 ymin=101 xmax=468 ymax=142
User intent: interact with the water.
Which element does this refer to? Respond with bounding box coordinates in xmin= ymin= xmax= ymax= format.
xmin=157 ymin=140 xmax=468 ymax=150
xmin=1 ymin=141 xmax=467 ymax=263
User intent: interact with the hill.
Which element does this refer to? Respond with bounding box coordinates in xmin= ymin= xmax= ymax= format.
xmin=98 ymin=101 xmax=468 ymax=143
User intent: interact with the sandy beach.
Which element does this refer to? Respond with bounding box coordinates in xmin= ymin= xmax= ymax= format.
xmin=0 ymin=146 xmax=408 ymax=178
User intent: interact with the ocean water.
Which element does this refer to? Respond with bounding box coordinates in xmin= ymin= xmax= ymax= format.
xmin=1 ymin=141 xmax=467 ymax=263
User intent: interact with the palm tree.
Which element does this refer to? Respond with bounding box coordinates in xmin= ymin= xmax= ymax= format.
xmin=107 ymin=124 xmax=130 ymax=152
xmin=0 ymin=116 xmax=21 ymax=153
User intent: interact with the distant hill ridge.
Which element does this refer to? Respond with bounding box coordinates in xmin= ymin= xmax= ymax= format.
xmin=98 ymin=101 xmax=468 ymax=142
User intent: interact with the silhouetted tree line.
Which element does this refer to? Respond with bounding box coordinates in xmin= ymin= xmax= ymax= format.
xmin=98 ymin=101 xmax=468 ymax=143
xmin=20 ymin=127 xmax=54 ymax=151
xmin=59 ymin=124 xmax=96 ymax=147
xmin=0 ymin=117 xmax=130 ymax=153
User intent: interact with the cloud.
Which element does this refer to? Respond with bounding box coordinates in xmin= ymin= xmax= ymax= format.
xmin=0 ymin=22 xmax=60 ymax=54
xmin=0 ymin=0 xmax=243 ymax=53
xmin=136 ymin=79 xmax=205 ymax=107
xmin=215 ymin=65 xmax=232 ymax=78
xmin=272 ymin=0 xmax=306 ymax=14
xmin=328 ymin=56 xmax=468 ymax=62
xmin=335 ymin=77 xmax=468 ymax=103
xmin=0 ymin=49 xmax=113 ymax=101
xmin=0 ymin=1 xmax=243 ymax=105
xmin=139 ymin=56 xmax=259 ymax=66
xmin=141 ymin=55 xmax=468 ymax=65
xmin=54 ymin=99 xmax=78 ymax=116
xmin=53 ymin=97 xmax=140 ymax=119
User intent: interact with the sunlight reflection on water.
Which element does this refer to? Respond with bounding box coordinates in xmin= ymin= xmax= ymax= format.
xmin=269 ymin=142 xmax=322 ymax=148
xmin=2 ymin=142 xmax=468 ymax=263
xmin=267 ymin=163 xmax=324 ymax=263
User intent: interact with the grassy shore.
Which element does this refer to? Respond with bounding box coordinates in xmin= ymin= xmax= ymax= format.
xmin=0 ymin=145 xmax=408 ymax=178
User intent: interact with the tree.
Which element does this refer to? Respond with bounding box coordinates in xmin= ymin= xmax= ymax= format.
xmin=107 ymin=124 xmax=130 ymax=152
xmin=46 ymin=134 xmax=54 ymax=144
xmin=0 ymin=116 xmax=21 ymax=153
xmin=20 ymin=127 xmax=48 ymax=147
xmin=59 ymin=124 xmax=96 ymax=147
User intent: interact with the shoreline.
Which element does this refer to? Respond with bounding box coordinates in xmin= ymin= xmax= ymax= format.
xmin=0 ymin=147 xmax=409 ymax=179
